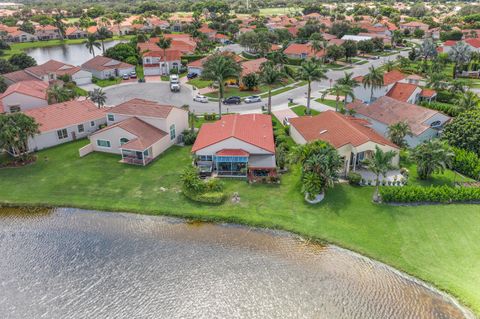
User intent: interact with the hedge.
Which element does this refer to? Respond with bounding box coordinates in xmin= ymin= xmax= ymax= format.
xmin=420 ymin=101 xmax=459 ymax=117
xmin=452 ymin=147 xmax=480 ymax=180
xmin=380 ymin=185 xmax=480 ymax=203
xmin=182 ymin=54 xmax=207 ymax=63
xmin=184 ymin=190 xmax=226 ymax=204
xmin=286 ymin=57 xmax=304 ymax=66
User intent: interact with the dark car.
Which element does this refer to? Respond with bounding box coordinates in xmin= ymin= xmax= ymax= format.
xmin=187 ymin=72 xmax=198 ymax=79
xmin=223 ymin=96 xmax=241 ymax=105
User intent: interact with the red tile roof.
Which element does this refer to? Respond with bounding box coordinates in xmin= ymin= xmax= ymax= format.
xmin=420 ymin=88 xmax=437 ymax=98
xmin=290 ymin=110 xmax=398 ymax=149
xmin=25 ymin=60 xmax=81 ymax=78
xmin=109 ymin=98 xmax=176 ymax=118
xmin=284 ymin=43 xmax=325 ymax=58
xmin=23 ymin=100 xmax=105 ymax=133
xmin=241 ymin=57 xmax=268 ymax=76
xmin=1 ymin=80 xmax=48 ymax=103
xmin=443 ymin=40 xmax=457 ymax=46
xmin=3 ymin=70 xmax=38 ymax=83
xmin=465 ymin=38 xmax=480 ymax=48
xmin=192 ymin=114 xmax=275 ymax=153
xmin=81 ymin=56 xmax=134 ymax=72
xmin=354 ymin=70 xmax=406 ymax=86
xmin=386 ymin=82 xmax=419 ymax=102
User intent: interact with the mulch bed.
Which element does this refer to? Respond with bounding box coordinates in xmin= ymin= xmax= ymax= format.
xmin=0 ymin=156 xmax=37 ymax=169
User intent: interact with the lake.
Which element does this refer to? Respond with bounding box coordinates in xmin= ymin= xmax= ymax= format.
xmin=0 ymin=207 xmax=473 ymax=319
xmin=25 ymin=40 xmax=125 ymax=65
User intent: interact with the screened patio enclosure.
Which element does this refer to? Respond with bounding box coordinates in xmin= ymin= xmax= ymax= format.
xmin=120 ymin=148 xmax=153 ymax=166
xmin=214 ymin=155 xmax=248 ymax=177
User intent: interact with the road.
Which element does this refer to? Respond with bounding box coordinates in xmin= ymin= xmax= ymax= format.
xmin=104 ymin=50 xmax=409 ymax=114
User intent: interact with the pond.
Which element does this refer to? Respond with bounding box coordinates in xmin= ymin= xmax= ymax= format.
xmin=25 ymin=40 xmax=125 ymax=65
xmin=0 ymin=207 xmax=473 ymax=319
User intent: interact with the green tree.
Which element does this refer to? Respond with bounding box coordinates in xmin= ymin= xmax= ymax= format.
xmin=337 ymin=71 xmax=359 ymax=105
xmin=362 ymin=146 xmax=397 ymax=201
xmin=85 ymin=34 xmax=101 ymax=58
xmin=362 ymin=65 xmax=384 ymax=102
xmin=97 ymin=26 xmax=111 ymax=54
xmin=326 ymin=45 xmax=346 ymax=62
xmin=449 ymin=41 xmax=471 ymax=78
xmin=297 ymin=58 xmax=327 ymax=115
xmin=387 ymin=121 xmax=412 ymax=148
xmin=9 ymin=53 xmax=36 ymax=69
xmin=342 ymin=40 xmax=358 ymax=62
xmin=443 ymin=110 xmax=480 ymax=155
xmin=201 ymin=53 xmax=242 ymax=118
xmin=241 ymin=73 xmax=259 ymax=91
xmin=321 ymin=83 xmax=354 ymax=112
xmin=454 ymin=90 xmax=479 ymax=112
xmin=0 ymin=59 xmax=17 ymax=74
xmin=47 ymin=85 xmax=73 ymax=104
xmin=0 ymin=76 xmax=7 ymax=93
xmin=0 ymin=112 xmax=39 ymax=162
xmin=53 ymin=14 xmax=66 ymax=40
xmin=88 ymin=88 xmax=107 ymax=108
xmin=410 ymin=140 xmax=454 ymax=180
xmin=383 ymin=60 xmax=396 ymax=72
xmin=259 ymin=61 xmax=285 ymax=114
xmin=156 ymin=36 xmax=172 ymax=75
xmin=357 ymin=39 xmax=374 ymax=54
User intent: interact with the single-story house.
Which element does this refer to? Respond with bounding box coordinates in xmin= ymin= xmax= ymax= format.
xmin=283 ymin=42 xmax=325 ymax=59
xmin=352 ymin=70 xmax=406 ymax=103
xmin=386 ymin=82 xmax=437 ymax=104
xmin=81 ymin=56 xmax=135 ymax=80
xmin=399 ymin=21 xmax=429 ymax=33
xmin=0 ymin=80 xmax=48 ymax=113
xmin=347 ymin=96 xmax=451 ymax=147
xmin=187 ymin=53 xmax=244 ymax=76
xmin=7 ymin=30 xmax=37 ymax=42
xmin=85 ymin=99 xmax=188 ymax=165
xmin=191 ymin=114 xmax=277 ymax=179
xmin=289 ymin=110 xmax=399 ymax=176
xmin=24 ymin=100 xmax=106 ymax=152
xmin=65 ymin=27 xmax=88 ymax=39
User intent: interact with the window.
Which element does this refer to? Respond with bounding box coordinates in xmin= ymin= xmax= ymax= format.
xmin=120 ymin=137 xmax=129 ymax=145
xmin=107 ymin=114 xmax=115 ymax=121
xmin=170 ymin=124 xmax=176 ymax=140
xmin=430 ymin=120 xmax=442 ymax=128
xmin=97 ymin=139 xmax=111 ymax=148
xmin=57 ymin=129 xmax=68 ymax=140
xmin=77 ymin=124 xmax=84 ymax=133
xmin=198 ymin=155 xmax=213 ymax=161
xmin=9 ymin=105 xmax=20 ymax=113
xmin=90 ymin=121 xmax=95 ymax=127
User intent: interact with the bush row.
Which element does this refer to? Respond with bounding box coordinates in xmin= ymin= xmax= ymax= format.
xmin=452 ymin=147 xmax=480 ymax=180
xmin=183 ymin=190 xmax=226 ymax=204
xmin=380 ymin=185 xmax=480 ymax=203
xmin=420 ymin=101 xmax=459 ymax=117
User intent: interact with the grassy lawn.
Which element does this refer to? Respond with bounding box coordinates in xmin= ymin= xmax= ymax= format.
xmin=258 ymin=7 xmax=303 ymax=15
xmin=315 ymin=98 xmax=338 ymax=109
xmin=74 ymin=87 xmax=88 ymax=96
xmin=0 ymin=140 xmax=480 ymax=315
xmin=187 ymin=78 xmax=213 ymax=89
xmin=93 ymin=77 xmax=122 ymax=87
xmin=291 ymin=105 xmax=320 ymax=116
xmin=205 ymin=79 xmax=296 ymax=99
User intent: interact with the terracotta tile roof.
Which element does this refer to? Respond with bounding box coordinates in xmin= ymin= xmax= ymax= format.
xmin=86 ymin=26 xmax=98 ymax=34
xmin=142 ymin=48 xmax=182 ymax=61
xmin=25 ymin=60 xmax=81 ymax=78
xmin=23 ymin=100 xmax=105 ymax=133
xmin=290 ymin=110 xmax=398 ymax=149
xmin=346 ymin=96 xmax=449 ymax=136
xmin=1 ymin=80 xmax=48 ymax=102
xmin=215 ymin=33 xmax=228 ymax=39
xmin=284 ymin=43 xmax=325 ymax=58
xmin=287 ymin=27 xmax=299 ymax=36
xmin=81 ymin=56 xmax=134 ymax=72
xmin=241 ymin=57 xmax=268 ymax=76
xmin=465 ymin=38 xmax=480 ymax=48
xmin=322 ymin=33 xmax=337 ymax=40
xmin=3 ymin=70 xmax=37 ymax=83
xmin=191 ymin=114 xmax=275 ymax=153
xmin=328 ymin=38 xmax=345 ymax=46
xmin=109 ymin=98 xmax=175 ymax=118
xmin=400 ymin=21 xmax=429 ymax=28
xmin=187 ymin=53 xmax=243 ymax=68
xmin=443 ymin=40 xmax=457 ymax=46
xmin=216 ymin=149 xmax=250 ymax=156
xmin=35 ymin=25 xmax=58 ymax=31
xmin=420 ymin=88 xmax=437 ymax=98
xmin=386 ymin=82 xmax=419 ymax=102
xmin=198 ymin=24 xmax=215 ymax=34
xmin=354 ymin=70 xmax=406 ymax=86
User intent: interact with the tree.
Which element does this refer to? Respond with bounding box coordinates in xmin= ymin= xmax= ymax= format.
xmin=330 ymin=21 xmax=351 ymax=38
xmin=156 ymin=36 xmax=172 ymax=75
xmin=357 ymin=39 xmax=374 ymax=55
xmin=321 ymin=83 xmax=354 ymax=112
xmin=387 ymin=122 xmax=412 ymax=148
xmin=297 ymin=59 xmax=327 ymax=115
xmin=0 ymin=112 xmax=39 ymax=161
xmin=85 ymin=35 xmax=101 ymax=58
xmin=426 ymin=72 xmax=447 ymax=90
xmin=420 ymin=38 xmax=437 ymax=62
xmin=326 ymin=44 xmax=346 ymax=62
xmin=383 ymin=60 xmax=396 ymax=72
xmin=410 ymin=140 xmax=454 ymax=180
xmin=449 ymin=41 xmax=471 ymax=78
xmin=0 ymin=59 xmax=17 ymax=74
xmin=372 ymin=37 xmax=384 ymax=52
xmin=342 ymin=40 xmax=357 ymax=62
xmin=413 ymin=28 xmax=425 ymax=39
xmin=449 ymin=79 xmax=467 ymax=95
xmin=259 ymin=62 xmax=285 ymax=114
xmin=105 ymin=43 xmax=138 ymax=63
xmin=47 ymin=85 xmax=73 ymax=104
xmin=97 ymin=27 xmax=111 ymax=54
xmin=0 ymin=76 xmax=6 ymax=93
xmin=112 ymin=13 xmax=125 ymax=35
xmin=443 ymin=110 xmax=480 ymax=156
xmin=88 ymin=88 xmax=107 ymax=108
xmin=362 ymin=66 xmax=384 ymax=102
xmin=454 ymin=90 xmax=480 ymax=112
xmin=53 ymin=14 xmax=66 ymax=40
xmin=9 ymin=53 xmax=36 ymax=69
xmin=19 ymin=21 xmax=35 ymax=35
xmin=362 ymin=146 xmax=397 ymax=201
xmin=241 ymin=73 xmax=259 ymax=91
xmin=201 ymin=53 xmax=241 ymax=118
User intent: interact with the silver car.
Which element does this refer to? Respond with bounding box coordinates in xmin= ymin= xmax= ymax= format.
xmin=244 ymin=95 xmax=261 ymax=103
xmin=193 ymin=94 xmax=209 ymax=103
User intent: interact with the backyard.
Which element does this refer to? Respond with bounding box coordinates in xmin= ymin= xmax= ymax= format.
xmin=0 ymin=140 xmax=479 ymax=315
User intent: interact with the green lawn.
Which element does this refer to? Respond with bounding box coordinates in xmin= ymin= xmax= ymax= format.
xmin=290 ymin=105 xmax=320 ymax=116
xmin=74 ymin=87 xmax=88 ymax=96
xmin=314 ymin=98 xmax=338 ymax=109
xmin=258 ymin=7 xmax=303 ymax=15
xmin=205 ymin=79 xmax=296 ymax=99
xmin=0 ymin=140 xmax=480 ymax=315
xmin=187 ymin=78 xmax=213 ymax=89
xmin=93 ymin=77 xmax=122 ymax=87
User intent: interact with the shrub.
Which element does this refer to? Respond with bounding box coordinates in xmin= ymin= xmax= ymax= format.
xmin=183 ymin=130 xmax=197 ymax=145
xmin=452 ymin=147 xmax=480 ymax=180
xmin=188 ymin=191 xmax=226 ymax=204
xmin=380 ymin=185 xmax=480 ymax=203
xmin=420 ymin=101 xmax=459 ymax=117
xmin=181 ymin=166 xmax=226 ymax=204
xmin=286 ymin=57 xmax=304 ymax=66
xmin=347 ymin=171 xmax=362 ymax=185
xmin=436 ymin=90 xmax=455 ymax=103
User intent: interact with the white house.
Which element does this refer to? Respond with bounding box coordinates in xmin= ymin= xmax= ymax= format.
xmin=85 ymin=99 xmax=188 ymax=165
xmin=347 ymin=96 xmax=451 ymax=147
xmin=23 ymin=100 xmax=106 ymax=152
xmin=142 ymin=50 xmax=182 ymax=76
xmin=352 ymin=70 xmax=407 ymax=103
xmin=81 ymin=56 xmax=135 ymax=80
xmin=0 ymin=80 xmax=48 ymax=113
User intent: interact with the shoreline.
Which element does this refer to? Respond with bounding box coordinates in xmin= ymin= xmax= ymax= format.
xmin=1 ymin=201 xmax=477 ymax=319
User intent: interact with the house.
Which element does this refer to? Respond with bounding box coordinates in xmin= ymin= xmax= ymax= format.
xmin=347 ymin=96 xmax=451 ymax=147
xmin=0 ymin=80 xmax=48 ymax=113
xmin=34 ymin=25 xmax=61 ymax=40
xmin=3 ymin=60 xmax=92 ymax=85
xmin=283 ymin=42 xmax=325 ymax=59
xmin=6 ymin=29 xmax=36 ymax=42
xmin=84 ymin=99 xmax=188 ymax=165
xmin=214 ymin=33 xmax=229 ymax=44
xmin=191 ymin=114 xmax=277 ymax=179
xmin=81 ymin=56 xmax=135 ymax=80
xmin=399 ymin=21 xmax=429 ymax=33
xmin=23 ymin=100 xmax=106 ymax=152
xmin=142 ymin=50 xmax=182 ymax=76
xmin=187 ymin=53 xmax=243 ymax=76
xmin=198 ymin=24 xmax=217 ymax=40
xmin=442 ymin=39 xmax=480 ymax=54
xmin=240 ymin=57 xmax=268 ymax=77
xmin=353 ymin=70 xmax=406 ymax=103
xmin=65 ymin=27 xmax=87 ymax=39
xmin=289 ymin=110 xmax=399 ymax=175
xmin=386 ymin=82 xmax=423 ymax=104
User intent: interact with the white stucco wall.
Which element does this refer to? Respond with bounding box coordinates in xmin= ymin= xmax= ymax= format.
xmin=2 ymin=93 xmax=47 ymax=112
xmin=90 ymin=126 xmax=137 ymax=154
xmin=352 ymin=84 xmax=393 ymax=103
xmin=72 ymin=70 xmax=92 ymax=85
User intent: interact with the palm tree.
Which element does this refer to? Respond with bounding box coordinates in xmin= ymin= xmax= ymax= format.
xmin=53 ymin=14 xmax=66 ymax=40
xmin=96 ymin=27 xmax=111 ymax=54
xmin=310 ymin=39 xmax=324 ymax=58
xmin=410 ymin=140 xmax=454 ymax=180
xmin=383 ymin=60 xmax=396 ymax=72
xmin=449 ymin=41 xmax=471 ymax=78
xmin=156 ymin=36 xmax=172 ymax=75
xmin=448 ymin=79 xmax=467 ymax=95
xmin=259 ymin=62 xmax=285 ymax=114
xmin=47 ymin=85 xmax=71 ymax=104
xmin=426 ymin=72 xmax=447 ymax=90
xmin=454 ymin=90 xmax=480 ymax=112
xmin=387 ymin=122 xmax=412 ymax=148
xmin=321 ymin=83 xmax=354 ymax=112
xmin=85 ymin=34 xmax=101 ymax=58
xmin=337 ymin=71 xmax=359 ymax=104
xmin=420 ymin=38 xmax=437 ymax=62
xmin=362 ymin=65 xmax=384 ymax=103
xmin=362 ymin=146 xmax=397 ymax=202
xmin=88 ymin=88 xmax=107 ymax=108
xmin=201 ymin=53 xmax=242 ymax=118
xmin=297 ymin=58 xmax=327 ymax=115
xmin=0 ymin=112 xmax=39 ymax=161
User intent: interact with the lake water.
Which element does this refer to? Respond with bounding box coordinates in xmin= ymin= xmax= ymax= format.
xmin=25 ymin=40 xmax=125 ymax=65
xmin=0 ymin=207 xmax=473 ymax=319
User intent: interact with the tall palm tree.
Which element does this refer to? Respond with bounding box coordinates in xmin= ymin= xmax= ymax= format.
xmin=297 ymin=58 xmax=327 ymax=115
xmin=96 ymin=27 xmax=111 ymax=54
xmin=448 ymin=79 xmax=467 ymax=95
xmin=47 ymin=85 xmax=71 ymax=104
xmin=449 ymin=41 xmax=471 ymax=79
xmin=454 ymin=90 xmax=480 ymax=112
xmin=321 ymin=83 xmax=354 ymax=112
xmin=85 ymin=34 xmax=101 ymax=58
xmin=410 ymin=140 xmax=454 ymax=180
xmin=53 ymin=14 xmax=66 ymax=40
xmin=363 ymin=146 xmax=397 ymax=202
xmin=310 ymin=40 xmax=324 ymax=58
xmin=157 ymin=36 xmax=172 ymax=75
xmin=259 ymin=62 xmax=285 ymax=114
xmin=383 ymin=60 xmax=396 ymax=72
xmin=337 ymin=71 xmax=359 ymax=104
xmin=88 ymin=88 xmax=107 ymax=108
xmin=0 ymin=113 xmax=39 ymax=161
xmin=201 ymin=53 xmax=242 ymax=118
xmin=362 ymin=65 xmax=384 ymax=103
xmin=387 ymin=121 xmax=412 ymax=148
xmin=426 ymin=72 xmax=447 ymax=90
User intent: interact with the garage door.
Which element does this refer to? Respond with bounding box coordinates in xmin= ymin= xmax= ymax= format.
xmin=74 ymin=76 xmax=92 ymax=85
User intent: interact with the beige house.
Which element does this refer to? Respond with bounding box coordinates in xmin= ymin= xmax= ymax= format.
xmin=289 ymin=111 xmax=399 ymax=176
xmin=0 ymin=80 xmax=48 ymax=113
xmin=83 ymin=99 xmax=188 ymax=165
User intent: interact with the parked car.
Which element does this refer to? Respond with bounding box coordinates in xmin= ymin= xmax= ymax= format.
xmin=129 ymin=70 xmax=137 ymax=79
xmin=187 ymin=72 xmax=198 ymax=79
xmin=193 ymin=94 xmax=209 ymax=103
xmin=122 ymin=74 xmax=130 ymax=80
xmin=223 ymin=96 xmax=241 ymax=105
xmin=244 ymin=95 xmax=261 ymax=103
xmin=283 ymin=116 xmax=291 ymax=126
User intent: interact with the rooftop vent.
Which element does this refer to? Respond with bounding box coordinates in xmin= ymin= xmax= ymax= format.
xmin=319 ymin=129 xmax=328 ymax=135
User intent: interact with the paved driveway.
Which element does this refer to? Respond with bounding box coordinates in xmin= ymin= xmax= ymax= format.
xmin=272 ymin=108 xmax=298 ymax=126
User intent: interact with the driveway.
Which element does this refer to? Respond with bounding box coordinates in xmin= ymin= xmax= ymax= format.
xmin=272 ymin=108 xmax=298 ymax=126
